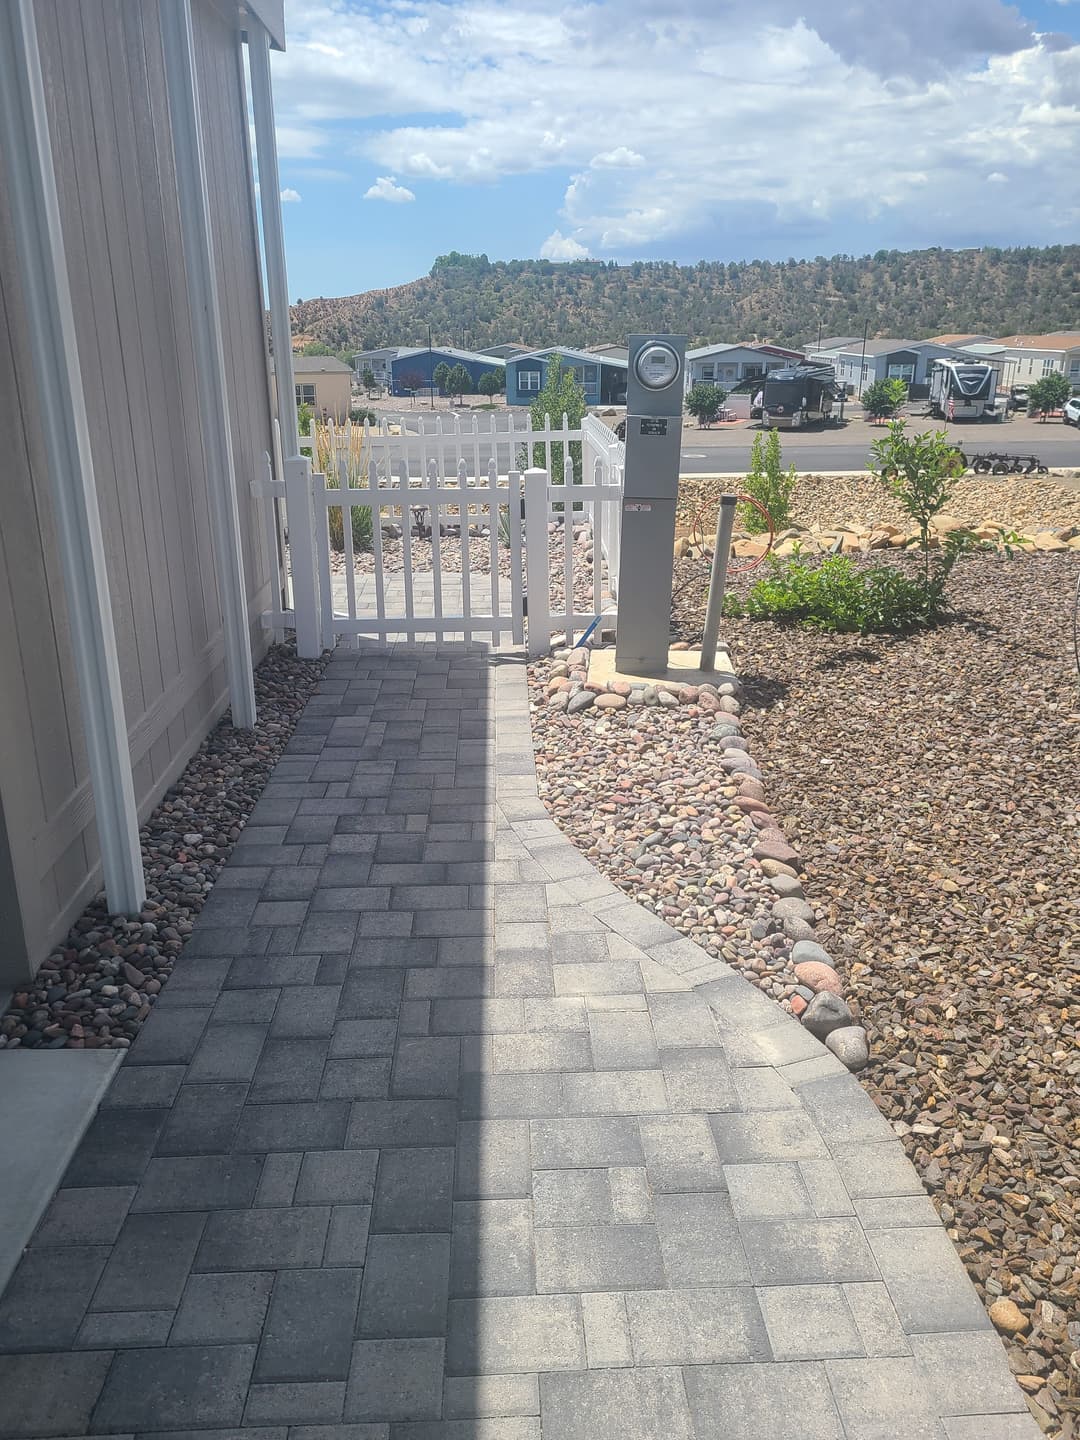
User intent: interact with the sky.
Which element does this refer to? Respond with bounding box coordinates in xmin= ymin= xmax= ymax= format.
xmin=266 ymin=0 xmax=1080 ymax=300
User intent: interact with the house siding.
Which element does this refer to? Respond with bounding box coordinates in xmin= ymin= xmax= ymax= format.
xmin=0 ymin=0 xmax=273 ymax=985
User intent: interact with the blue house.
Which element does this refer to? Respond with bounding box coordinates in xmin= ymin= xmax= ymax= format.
xmin=390 ymin=346 xmax=505 ymax=397
xmin=505 ymin=348 xmax=628 ymax=408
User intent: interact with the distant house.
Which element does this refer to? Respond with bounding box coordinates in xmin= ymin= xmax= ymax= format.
xmin=926 ymin=333 xmax=1000 ymax=348
xmin=684 ymin=343 xmax=799 ymax=391
xmin=586 ymin=343 xmax=630 ymax=361
xmin=273 ymin=355 xmax=353 ymax=420
xmin=481 ymin=343 xmax=532 ymax=360
xmin=825 ymin=339 xmax=975 ymax=395
xmin=390 ymin=346 xmax=505 ymax=396
xmin=993 ymin=334 xmax=1080 ymax=391
xmin=805 ymin=336 xmax=861 ymax=363
xmin=505 ymin=348 xmax=628 ymax=407
xmin=351 ymin=347 xmax=399 ymax=388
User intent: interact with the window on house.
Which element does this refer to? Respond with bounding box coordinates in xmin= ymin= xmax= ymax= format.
xmin=887 ymin=363 xmax=915 ymax=382
xmin=744 ymin=365 xmax=763 ymax=378
xmin=701 ymin=364 xmax=715 ymax=380
xmin=519 ymin=370 xmax=541 ymax=391
xmin=296 ymin=383 xmax=316 ymax=407
xmin=1043 ymin=358 xmax=1055 ymax=375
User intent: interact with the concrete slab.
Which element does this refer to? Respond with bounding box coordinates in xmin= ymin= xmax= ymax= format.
xmin=0 ymin=1049 xmax=121 ymax=1292
xmin=588 ymin=647 xmax=737 ymax=688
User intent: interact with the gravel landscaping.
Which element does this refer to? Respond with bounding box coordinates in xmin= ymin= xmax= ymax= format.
xmin=0 ymin=642 xmax=327 ymax=1051
xmin=530 ymin=519 xmax=1079 ymax=1436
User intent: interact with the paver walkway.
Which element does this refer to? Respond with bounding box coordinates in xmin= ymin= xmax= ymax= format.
xmin=0 ymin=645 xmax=1038 ymax=1440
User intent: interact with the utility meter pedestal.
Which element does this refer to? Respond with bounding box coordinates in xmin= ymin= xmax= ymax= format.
xmin=615 ymin=335 xmax=687 ymax=673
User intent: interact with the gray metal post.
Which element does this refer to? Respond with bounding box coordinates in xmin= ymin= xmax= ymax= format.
xmin=699 ymin=495 xmax=738 ymax=671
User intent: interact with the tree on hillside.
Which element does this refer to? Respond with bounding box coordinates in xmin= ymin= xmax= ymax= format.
xmin=432 ymin=361 xmax=452 ymax=396
xmin=528 ymin=356 xmax=585 ymax=485
xmin=685 ymin=383 xmax=727 ymax=427
xmin=861 ymin=377 xmax=908 ymax=422
xmin=477 ymin=369 xmax=504 ymax=399
xmin=446 ymin=364 xmax=472 ymax=405
xmin=1027 ymin=371 xmax=1070 ymax=420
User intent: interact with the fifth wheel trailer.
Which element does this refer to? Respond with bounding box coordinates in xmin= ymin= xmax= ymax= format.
xmin=760 ymin=364 xmax=838 ymax=429
xmin=928 ymin=360 xmax=997 ymax=420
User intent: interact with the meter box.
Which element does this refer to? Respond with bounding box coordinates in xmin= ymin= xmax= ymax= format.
xmin=615 ymin=335 xmax=687 ymax=673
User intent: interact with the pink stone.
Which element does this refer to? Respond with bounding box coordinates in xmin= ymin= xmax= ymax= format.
xmin=738 ymin=778 xmax=767 ymax=801
xmin=595 ymin=693 xmax=627 ymax=710
xmin=790 ymin=995 xmax=807 ymax=1017
xmin=753 ymin=837 xmax=802 ymax=868
xmin=793 ymin=961 xmax=843 ymax=996
xmin=678 ymin=686 xmax=700 ymax=704
xmin=697 ymin=693 xmax=721 ymax=712
xmin=610 ymin=680 xmax=633 ymax=697
xmin=735 ymin=797 xmax=770 ymax=814
xmin=750 ymin=812 xmax=777 ymax=831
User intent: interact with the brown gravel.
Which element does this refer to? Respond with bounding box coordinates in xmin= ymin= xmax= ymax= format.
xmin=673 ymin=549 xmax=1080 ymax=1436
xmin=678 ymin=470 xmax=1080 ymax=538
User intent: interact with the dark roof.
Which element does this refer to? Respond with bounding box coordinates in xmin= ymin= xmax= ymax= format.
xmin=284 ymin=355 xmax=353 ymax=374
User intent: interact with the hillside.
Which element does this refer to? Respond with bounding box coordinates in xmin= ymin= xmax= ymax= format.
xmin=291 ymin=246 xmax=1080 ymax=355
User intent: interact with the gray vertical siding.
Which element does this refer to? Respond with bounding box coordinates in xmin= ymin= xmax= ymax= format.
xmin=0 ymin=0 xmax=274 ymax=985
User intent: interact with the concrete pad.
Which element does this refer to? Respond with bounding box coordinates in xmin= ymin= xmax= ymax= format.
xmin=0 ymin=1049 xmax=121 ymax=1292
xmin=588 ymin=647 xmax=737 ymax=688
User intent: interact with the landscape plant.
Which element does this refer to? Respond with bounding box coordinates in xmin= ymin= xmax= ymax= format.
xmin=447 ymin=364 xmax=472 ymax=405
xmin=724 ymin=553 xmax=941 ymax=633
xmin=741 ymin=427 xmax=796 ymax=533
xmin=297 ymin=402 xmax=314 ymax=436
xmin=361 ymin=367 xmax=376 ymax=394
xmin=870 ymin=419 xmax=969 ymax=602
xmin=1027 ymin=371 xmax=1070 ymax=420
xmin=861 ymin=376 xmax=908 ymax=422
xmin=685 ymin=382 xmax=727 ymax=427
xmin=313 ymin=417 xmax=374 ymax=554
xmin=526 ymin=355 xmax=585 ymax=485
xmin=432 ymin=361 xmax=452 ymax=396
xmin=477 ymin=369 xmax=504 ymax=399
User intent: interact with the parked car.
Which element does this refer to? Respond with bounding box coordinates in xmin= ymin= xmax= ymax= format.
xmin=1063 ymin=396 xmax=1080 ymax=426
xmin=1008 ymin=385 xmax=1030 ymax=412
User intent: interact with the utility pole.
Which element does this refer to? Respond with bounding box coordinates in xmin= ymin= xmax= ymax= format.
xmin=428 ymin=324 xmax=434 ymax=410
xmin=816 ymin=317 xmax=822 ymax=351
xmin=857 ymin=319 xmax=869 ymax=398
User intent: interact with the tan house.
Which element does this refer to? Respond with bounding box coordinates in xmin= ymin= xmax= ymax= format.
xmin=276 ymin=353 xmax=354 ymax=421
xmin=994 ymin=334 xmax=1080 ymax=390
xmin=0 ymin=0 xmax=299 ymax=990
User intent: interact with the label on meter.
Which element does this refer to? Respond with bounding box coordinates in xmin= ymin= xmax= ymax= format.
xmin=624 ymin=501 xmax=652 ymax=512
xmin=639 ymin=417 xmax=668 ymax=436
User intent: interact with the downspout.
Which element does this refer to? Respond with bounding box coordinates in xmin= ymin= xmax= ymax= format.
xmin=0 ymin=0 xmax=145 ymax=915
xmin=159 ymin=0 xmax=258 ymax=726
xmin=247 ymin=18 xmax=323 ymax=660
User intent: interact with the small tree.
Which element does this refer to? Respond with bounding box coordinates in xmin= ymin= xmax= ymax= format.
xmin=861 ymin=377 xmax=908 ymax=422
xmin=1028 ymin=372 xmax=1070 ymax=420
xmin=361 ymin=367 xmax=376 ymax=395
xmin=870 ymin=420 xmax=968 ymax=607
xmin=528 ymin=356 xmax=585 ymax=485
xmin=398 ymin=370 xmax=424 ymax=396
xmin=447 ymin=364 xmax=472 ymax=405
xmin=477 ymin=369 xmax=504 ymax=399
xmin=741 ymin=427 xmax=796 ymax=533
xmin=297 ymin=402 xmax=314 ymax=436
xmin=432 ymin=361 xmax=452 ymax=397
xmin=685 ymin=383 xmax=727 ymax=428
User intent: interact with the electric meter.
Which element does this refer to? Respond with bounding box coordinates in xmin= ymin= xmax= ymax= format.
xmin=634 ymin=341 xmax=680 ymax=391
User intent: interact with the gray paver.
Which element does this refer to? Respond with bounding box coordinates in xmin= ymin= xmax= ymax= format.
xmin=371 ymin=1148 xmax=454 ymax=1233
xmin=450 ymin=1200 xmax=534 ymax=1298
xmin=539 ymin=1368 xmax=694 ymax=1440
xmin=93 ymin=1344 xmax=257 ymax=1431
xmin=683 ymin=1362 xmax=845 ymax=1440
xmin=93 ymin=1212 xmax=204 ymax=1313
xmin=258 ymin=1269 xmax=363 ymax=1381
xmin=867 ymin=1227 xmax=993 ymax=1334
xmin=639 ymin=1114 xmax=725 ymax=1192
xmin=171 ymin=1271 xmax=274 ymax=1345
xmin=534 ymin=1224 xmax=664 ymax=1293
xmin=757 ymin=1283 xmax=864 ymax=1359
xmin=359 ymin=1235 xmax=449 ymax=1337
xmin=653 ymin=1192 xmax=750 ymax=1286
xmin=446 ymin=1296 xmax=585 ymax=1375
xmin=625 ymin=1288 xmax=770 ymax=1365
xmin=344 ymin=1339 xmax=444 ymax=1422
xmin=825 ymin=1356 xmax=947 ymax=1439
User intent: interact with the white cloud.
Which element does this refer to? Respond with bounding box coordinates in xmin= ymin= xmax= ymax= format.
xmin=274 ymin=1 xmax=1080 ymax=257
xmin=539 ymin=229 xmax=590 ymax=261
xmin=590 ymin=147 xmax=645 ymax=169
xmin=987 ymin=171 xmax=1009 ymax=182
xmin=280 ymin=187 xmax=302 ymax=203
xmin=363 ymin=175 xmax=416 ymax=204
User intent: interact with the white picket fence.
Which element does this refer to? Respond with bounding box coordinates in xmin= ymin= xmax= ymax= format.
xmin=254 ymin=411 xmax=626 ymax=656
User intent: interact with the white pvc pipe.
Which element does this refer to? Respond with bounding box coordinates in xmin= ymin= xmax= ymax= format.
xmin=0 ymin=0 xmax=146 ymax=915
xmin=247 ymin=21 xmax=322 ymax=660
xmin=159 ymin=0 xmax=257 ymax=727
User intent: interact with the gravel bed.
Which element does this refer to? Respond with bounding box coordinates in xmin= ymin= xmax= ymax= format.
xmin=677 ymin=470 xmax=1080 ymax=538
xmin=0 ymin=642 xmax=328 ymax=1051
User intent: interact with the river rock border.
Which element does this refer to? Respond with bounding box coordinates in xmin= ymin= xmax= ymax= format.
xmin=542 ymin=641 xmax=870 ymax=1072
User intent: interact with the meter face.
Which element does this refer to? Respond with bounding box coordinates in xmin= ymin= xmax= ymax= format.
xmin=635 ymin=342 xmax=680 ymax=391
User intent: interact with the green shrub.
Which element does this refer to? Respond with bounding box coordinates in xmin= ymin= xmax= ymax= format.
xmin=349 ymin=408 xmax=377 ymax=426
xmin=861 ymin=377 xmax=907 ymax=420
xmin=731 ymin=553 xmax=947 ymax=633
xmin=741 ymin=428 xmax=796 ymax=533
xmin=685 ymin=382 xmax=727 ymax=427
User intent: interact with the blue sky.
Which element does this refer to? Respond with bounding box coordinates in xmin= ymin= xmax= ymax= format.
xmin=266 ymin=0 xmax=1080 ymax=301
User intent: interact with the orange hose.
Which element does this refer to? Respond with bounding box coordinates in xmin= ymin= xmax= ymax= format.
xmin=689 ymin=495 xmax=776 ymax=574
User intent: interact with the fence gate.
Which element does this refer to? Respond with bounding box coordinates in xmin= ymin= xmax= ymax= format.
xmin=253 ymin=412 xmax=626 ymax=656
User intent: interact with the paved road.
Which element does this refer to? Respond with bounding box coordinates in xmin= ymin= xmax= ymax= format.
xmin=678 ymin=423 xmax=1080 ymax=475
